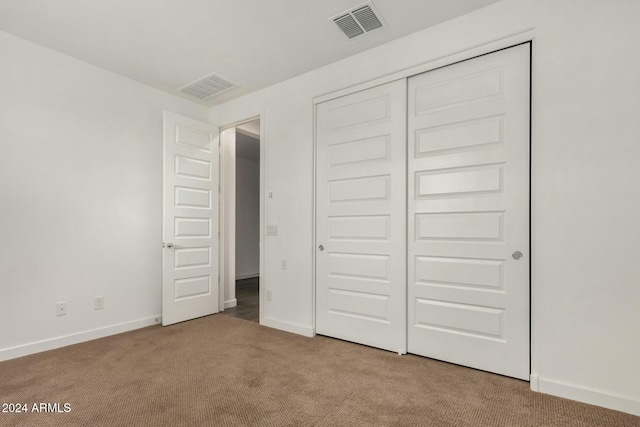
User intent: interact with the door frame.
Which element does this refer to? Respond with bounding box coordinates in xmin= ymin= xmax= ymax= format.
xmin=218 ymin=112 xmax=266 ymax=325
xmin=311 ymin=33 xmax=535 ymax=377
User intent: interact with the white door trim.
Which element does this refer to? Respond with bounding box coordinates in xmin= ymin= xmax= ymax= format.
xmin=219 ymin=127 xmax=236 ymax=310
xmin=218 ymin=112 xmax=266 ymax=325
xmin=312 ymin=29 xmax=535 ymax=106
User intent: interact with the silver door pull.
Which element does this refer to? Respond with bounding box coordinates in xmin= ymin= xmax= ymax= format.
xmin=512 ymin=251 xmax=523 ymax=260
xmin=318 ymin=245 xmax=324 ymax=251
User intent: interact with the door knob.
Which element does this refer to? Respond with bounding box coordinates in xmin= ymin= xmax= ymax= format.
xmin=166 ymin=243 xmax=174 ymax=248
xmin=512 ymin=251 xmax=523 ymax=260
xmin=318 ymin=245 xmax=324 ymax=251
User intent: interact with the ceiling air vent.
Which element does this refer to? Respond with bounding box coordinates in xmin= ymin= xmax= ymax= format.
xmin=178 ymin=72 xmax=237 ymax=100
xmin=331 ymin=1 xmax=384 ymax=39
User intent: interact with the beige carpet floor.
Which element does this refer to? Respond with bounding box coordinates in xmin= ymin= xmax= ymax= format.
xmin=0 ymin=314 xmax=638 ymax=427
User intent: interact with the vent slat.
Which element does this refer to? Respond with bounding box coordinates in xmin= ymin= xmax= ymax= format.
xmin=178 ymin=72 xmax=238 ymax=100
xmin=204 ymin=76 xmax=232 ymax=89
xmin=182 ymin=89 xmax=208 ymax=99
xmin=332 ymin=2 xmax=383 ymax=39
xmin=203 ymin=81 xmax=227 ymax=91
xmin=197 ymin=81 xmax=225 ymax=93
xmin=185 ymin=86 xmax=210 ymax=97
xmin=352 ymin=6 xmax=382 ymax=32
xmin=196 ymin=81 xmax=224 ymax=92
xmin=334 ymin=14 xmax=364 ymax=39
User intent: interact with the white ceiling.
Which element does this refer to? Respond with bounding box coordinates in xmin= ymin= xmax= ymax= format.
xmin=0 ymin=0 xmax=501 ymax=106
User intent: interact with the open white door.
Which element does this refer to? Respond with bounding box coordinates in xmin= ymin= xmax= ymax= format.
xmin=407 ymin=44 xmax=531 ymax=379
xmin=315 ymin=79 xmax=407 ymax=353
xmin=162 ymin=112 xmax=220 ymax=326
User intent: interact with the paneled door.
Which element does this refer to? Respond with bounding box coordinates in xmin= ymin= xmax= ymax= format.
xmin=407 ymin=44 xmax=531 ymax=379
xmin=315 ymin=80 xmax=407 ymax=353
xmin=162 ymin=112 xmax=220 ymax=326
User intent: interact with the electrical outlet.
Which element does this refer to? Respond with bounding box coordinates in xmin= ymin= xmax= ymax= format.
xmin=281 ymin=258 xmax=287 ymax=269
xmin=56 ymin=302 xmax=67 ymax=316
xmin=266 ymin=290 xmax=272 ymax=301
xmin=94 ymin=296 xmax=104 ymax=310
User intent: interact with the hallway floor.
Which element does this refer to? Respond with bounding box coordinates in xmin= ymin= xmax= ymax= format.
xmin=223 ymin=277 xmax=259 ymax=323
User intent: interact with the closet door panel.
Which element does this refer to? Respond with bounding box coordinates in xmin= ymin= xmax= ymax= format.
xmin=407 ymin=44 xmax=531 ymax=380
xmin=316 ymin=80 xmax=407 ymax=353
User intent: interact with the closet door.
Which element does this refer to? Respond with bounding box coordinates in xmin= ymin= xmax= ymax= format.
xmin=316 ymin=79 xmax=407 ymax=353
xmin=407 ymin=44 xmax=531 ymax=379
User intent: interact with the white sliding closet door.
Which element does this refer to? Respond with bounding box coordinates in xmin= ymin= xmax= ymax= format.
xmin=407 ymin=44 xmax=531 ymax=379
xmin=316 ymin=80 xmax=407 ymax=353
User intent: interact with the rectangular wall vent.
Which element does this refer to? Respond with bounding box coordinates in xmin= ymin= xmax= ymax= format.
xmin=178 ymin=72 xmax=238 ymax=100
xmin=331 ymin=1 xmax=384 ymax=39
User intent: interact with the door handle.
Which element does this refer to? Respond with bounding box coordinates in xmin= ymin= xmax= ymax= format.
xmin=165 ymin=243 xmax=186 ymax=250
xmin=512 ymin=251 xmax=523 ymax=260
xmin=318 ymin=245 xmax=324 ymax=251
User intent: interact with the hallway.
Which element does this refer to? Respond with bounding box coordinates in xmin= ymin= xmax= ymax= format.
xmin=223 ymin=277 xmax=259 ymax=323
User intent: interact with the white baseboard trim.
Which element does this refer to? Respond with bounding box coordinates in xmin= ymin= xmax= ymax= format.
xmin=224 ymin=299 xmax=237 ymax=309
xmin=537 ymin=376 xmax=640 ymax=416
xmin=529 ymin=373 xmax=539 ymax=391
xmin=235 ymin=272 xmax=259 ymax=280
xmin=261 ymin=317 xmax=314 ymax=338
xmin=0 ymin=316 xmax=160 ymax=362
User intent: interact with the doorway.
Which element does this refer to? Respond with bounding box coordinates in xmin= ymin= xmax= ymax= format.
xmin=222 ymin=119 xmax=261 ymax=323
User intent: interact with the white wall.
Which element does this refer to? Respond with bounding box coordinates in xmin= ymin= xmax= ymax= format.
xmin=0 ymin=30 xmax=209 ymax=359
xmin=235 ymin=147 xmax=260 ymax=279
xmin=209 ymin=0 xmax=640 ymax=415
